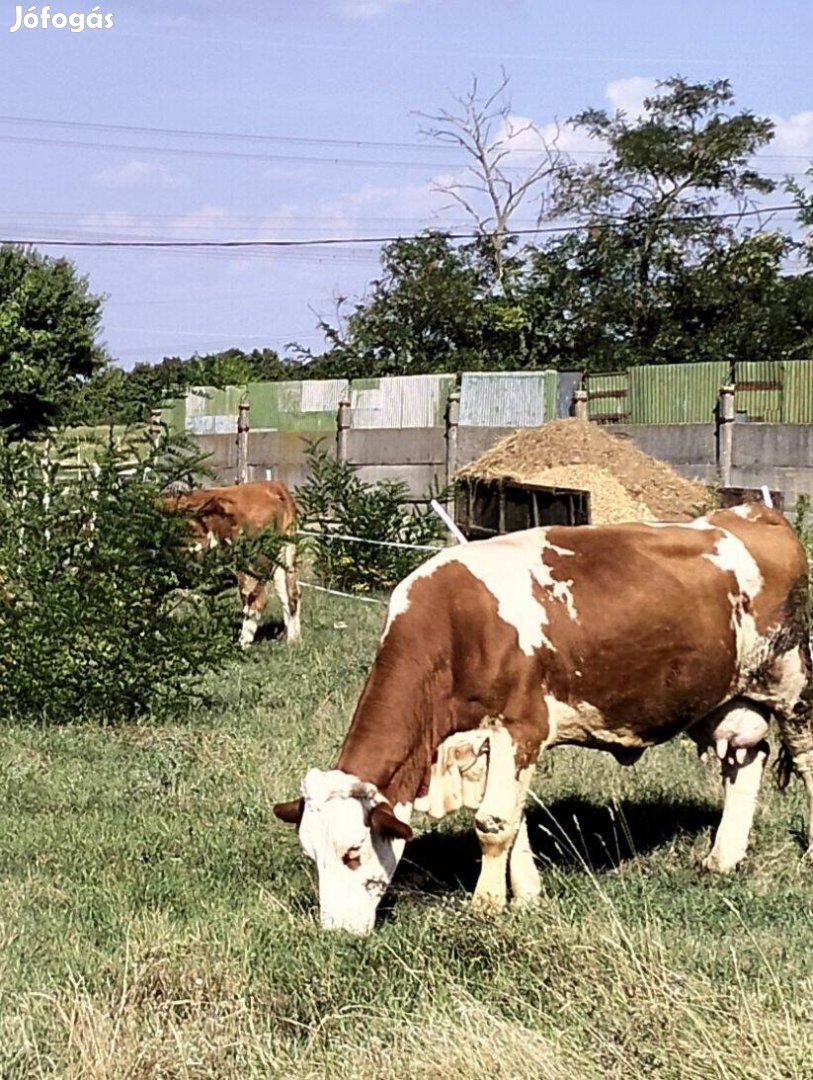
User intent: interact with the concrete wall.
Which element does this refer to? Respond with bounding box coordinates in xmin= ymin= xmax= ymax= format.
xmin=189 ymin=421 xmax=813 ymax=509
xmin=607 ymin=424 xmax=719 ymax=485
xmin=607 ymin=423 xmax=813 ymax=506
xmin=195 ymin=430 xmax=330 ymax=490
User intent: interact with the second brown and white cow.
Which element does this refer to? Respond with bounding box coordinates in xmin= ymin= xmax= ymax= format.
xmin=275 ymin=505 xmax=813 ymax=933
xmin=165 ymin=479 xmax=300 ymax=645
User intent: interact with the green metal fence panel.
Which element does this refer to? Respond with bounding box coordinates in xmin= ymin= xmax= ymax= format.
xmin=628 ymin=362 xmax=728 ymax=423
xmin=184 ymin=386 xmax=246 ymax=434
xmin=246 ymin=379 xmax=348 ymax=432
xmin=735 ymin=361 xmax=783 ymax=422
xmin=782 ymin=360 xmax=813 ymax=423
xmin=585 ymin=373 xmax=629 ymax=422
xmin=160 ymin=399 xmax=186 ymax=432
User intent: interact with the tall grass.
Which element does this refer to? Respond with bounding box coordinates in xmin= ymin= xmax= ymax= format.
xmin=0 ymin=591 xmax=811 ymax=1078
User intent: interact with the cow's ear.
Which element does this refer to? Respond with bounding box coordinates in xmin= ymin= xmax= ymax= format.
xmin=370 ymin=803 xmax=413 ymax=842
xmin=273 ymin=798 xmax=304 ymax=825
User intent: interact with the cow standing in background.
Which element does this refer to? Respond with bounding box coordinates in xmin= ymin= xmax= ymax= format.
xmin=276 ymin=504 xmax=813 ymax=934
xmin=165 ymin=479 xmax=300 ymax=646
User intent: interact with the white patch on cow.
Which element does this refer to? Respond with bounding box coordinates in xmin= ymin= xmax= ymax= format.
xmin=730 ymin=504 xmax=760 ymax=519
xmin=239 ymin=613 xmax=259 ymax=647
xmin=551 ymin=578 xmax=578 ymax=620
xmin=413 ymin=730 xmax=490 ymax=818
xmin=542 ymin=693 xmax=657 ymax=752
xmin=384 ymin=529 xmax=577 ymax=656
xmin=645 ymin=519 xmax=717 ymax=531
xmin=766 ymin=646 xmax=808 ymax=709
xmin=297 ymin=768 xmax=406 ymax=935
xmin=703 ymin=533 xmax=764 ymax=599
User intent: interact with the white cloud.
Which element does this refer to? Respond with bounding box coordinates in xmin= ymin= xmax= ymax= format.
xmin=93 ymin=159 xmax=185 ymax=190
xmin=605 ymin=76 xmax=658 ymax=119
xmin=769 ymin=111 xmax=813 ymax=161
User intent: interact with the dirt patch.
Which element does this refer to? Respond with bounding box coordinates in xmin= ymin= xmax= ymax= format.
xmin=457 ymin=419 xmax=710 ymax=524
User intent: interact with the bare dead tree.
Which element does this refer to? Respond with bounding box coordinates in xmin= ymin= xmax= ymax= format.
xmin=416 ymin=72 xmax=560 ymax=290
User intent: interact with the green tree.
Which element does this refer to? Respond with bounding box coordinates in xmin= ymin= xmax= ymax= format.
xmin=302 ymin=232 xmax=538 ymax=377
xmin=526 ymin=76 xmax=781 ymax=370
xmin=64 ymin=347 xmax=293 ymax=426
xmin=0 ymin=245 xmax=108 ymax=437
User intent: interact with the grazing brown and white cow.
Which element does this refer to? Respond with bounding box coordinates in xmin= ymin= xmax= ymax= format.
xmin=165 ymin=479 xmax=300 ymax=645
xmin=275 ymin=504 xmax=813 ymax=934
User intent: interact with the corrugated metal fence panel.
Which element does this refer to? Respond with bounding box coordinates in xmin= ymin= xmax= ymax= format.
xmin=735 ymin=361 xmax=783 ymax=422
xmin=459 ymin=371 xmax=558 ymax=427
xmin=350 ymin=374 xmax=455 ymax=429
xmin=585 ymin=373 xmax=629 ymax=422
xmin=184 ymin=386 xmax=245 ymax=434
xmin=556 ymin=371 xmax=582 ymax=418
xmin=246 ymin=379 xmax=348 ymax=431
xmin=628 ymin=363 xmax=728 ymax=423
xmin=782 ymin=360 xmax=813 ymax=423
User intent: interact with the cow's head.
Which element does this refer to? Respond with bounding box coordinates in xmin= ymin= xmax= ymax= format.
xmin=274 ymin=768 xmax=413 ymax=935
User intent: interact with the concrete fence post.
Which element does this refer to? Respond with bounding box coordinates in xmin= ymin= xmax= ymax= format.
xmin=573 ymin=389 xmax=589 ymax=421
xmin=444 ymin=389 xmax=461 ymax=500
xmin=147 ymin=407 xmax=163 ymax=450
xmin=336 ymin=398 xmax=351 ymax=465
xmin=237 ymin=401 xmax=250 ymax=484
xmin=717 ymin=384 xmax=735 ymax=490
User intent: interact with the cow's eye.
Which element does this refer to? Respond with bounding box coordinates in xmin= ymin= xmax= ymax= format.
xmin=342 ymin=848 xmax=362 ymax=870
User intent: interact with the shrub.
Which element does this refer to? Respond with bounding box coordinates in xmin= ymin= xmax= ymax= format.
xmin=297 ymin=443 xmax=447 ymax=594
xmin=0 ymin=432 xmax=241 ymax=725
xmin=794 ymin=494 xmax=812 ymax=623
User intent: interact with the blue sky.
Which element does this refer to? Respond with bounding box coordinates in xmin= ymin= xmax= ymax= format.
xmin=2 ymin=0 xmax=812 ymax=368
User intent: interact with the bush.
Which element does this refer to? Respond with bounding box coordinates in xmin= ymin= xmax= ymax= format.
xmin=297 ymin=443 xmax=447 ymax=594
xmin=794 ymin=494 xmax=812 ymax=623
xmin=0 ymin=432 xmax=241 ymax=725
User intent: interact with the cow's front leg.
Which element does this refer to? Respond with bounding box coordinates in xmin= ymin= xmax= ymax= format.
xmin=508 ymin=811 xmax=541 ymax=907
xmin=238 ymin=572 xmax=266 ymax=647
xmin=272 ymin=543 xmax=301 ymax=644
xmin=472 ymin=723 xmax=537 ymax=913
xmin=704 ymin=742 xmax=768 ymax=874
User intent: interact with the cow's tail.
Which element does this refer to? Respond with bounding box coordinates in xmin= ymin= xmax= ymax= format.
xmin=772 ymin=581 xmax=813 ymax=855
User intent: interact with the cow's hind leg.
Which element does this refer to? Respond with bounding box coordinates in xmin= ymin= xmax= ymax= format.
xmin=689 ymin=702 xmax=771 ymax=873
xmin=272 ymin=541 xmax=300 ymax=643
xmin=773 ymin=649 xmax=813 ymax=859
xmin=472 ymin=724 xmax=537 ymax=913
xmin=704 ymin=743 xmax=769 ymax=874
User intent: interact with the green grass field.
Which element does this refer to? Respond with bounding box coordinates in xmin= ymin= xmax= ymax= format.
xmin=2 ymin=591 xmax=813 ymax=1079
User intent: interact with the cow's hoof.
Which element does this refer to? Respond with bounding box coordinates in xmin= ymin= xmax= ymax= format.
xmin=701 ymin=852 xmax=740 ymax=875
xmin=510 ymin=890 xmax=541 ymax=910
xmin=470 ymin=892 xmax=506 ymax=915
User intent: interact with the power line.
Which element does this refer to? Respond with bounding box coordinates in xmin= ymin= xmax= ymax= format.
xmin=1 ymin=113 xmax=811 ymax=162
xmin=0 ymin=204 xmax=801 ymax=251
xmin=0 ymin=131 xmax=467 ymax=171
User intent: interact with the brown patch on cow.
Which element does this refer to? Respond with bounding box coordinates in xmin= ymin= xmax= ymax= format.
xmin=337 ymin=561 xmax=549 ymax=806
